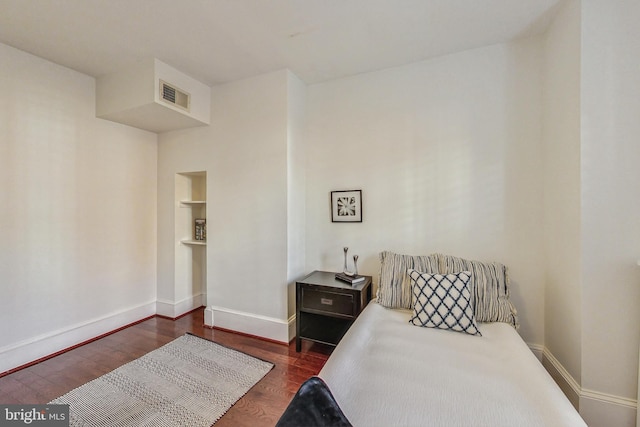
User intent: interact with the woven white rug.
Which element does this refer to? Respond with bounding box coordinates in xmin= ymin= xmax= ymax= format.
xmin=50 ymin=333 xmax=274 ymax=426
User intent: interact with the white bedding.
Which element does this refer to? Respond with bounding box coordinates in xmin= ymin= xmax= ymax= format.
xmin=319 ymin=302 xmax=586 ymax=427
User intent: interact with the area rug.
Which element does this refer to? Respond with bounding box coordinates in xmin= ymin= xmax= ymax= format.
xmin=49 ymin=333 xmax=274 ymax=426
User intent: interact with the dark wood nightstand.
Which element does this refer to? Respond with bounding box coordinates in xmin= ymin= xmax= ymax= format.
xmin=296 ymin=270 xmax=372 ymax=352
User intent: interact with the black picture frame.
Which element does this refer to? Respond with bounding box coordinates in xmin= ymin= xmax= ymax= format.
xmin=331 ymin=190 xmax=362 ymax=222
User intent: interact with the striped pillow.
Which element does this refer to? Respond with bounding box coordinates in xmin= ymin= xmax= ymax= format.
xmin=438 ymin=254 xmax=518 ymax=328
xmin=377 ymin=251 xmax=439 ymax=309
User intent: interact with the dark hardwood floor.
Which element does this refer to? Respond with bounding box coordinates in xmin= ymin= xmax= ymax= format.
xmin=0 ymin=307 xmax=333 ymax=426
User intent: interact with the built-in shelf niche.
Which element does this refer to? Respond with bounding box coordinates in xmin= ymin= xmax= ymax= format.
xmin=176 ymin=172 xmax=206 ymax=245
xmin=175 ymin=171 xmax=207 ymax=304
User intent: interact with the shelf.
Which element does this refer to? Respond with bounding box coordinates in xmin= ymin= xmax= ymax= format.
xmin=181 ymin=239 xmax=207 ymax=246
xmin=180 ymin=200 xmax=206 ymax=206
xmin=298 ymin=312 xmax=352 ymax=347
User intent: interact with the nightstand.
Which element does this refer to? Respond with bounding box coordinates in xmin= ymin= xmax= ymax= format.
xmin=296 ymin=270 xmax=372 ymax=352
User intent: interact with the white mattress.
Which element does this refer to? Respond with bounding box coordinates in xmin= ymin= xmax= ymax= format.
xmin=319 ymin=302 xmax=586 ymax=427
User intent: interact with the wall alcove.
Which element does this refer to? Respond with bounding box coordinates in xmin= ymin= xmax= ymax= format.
xmin=174 ymin=171 xmax=207 ymax=313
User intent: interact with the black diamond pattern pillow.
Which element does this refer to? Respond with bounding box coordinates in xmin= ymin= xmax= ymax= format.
xmin=408 ymin=269 xmax=481 ymax=336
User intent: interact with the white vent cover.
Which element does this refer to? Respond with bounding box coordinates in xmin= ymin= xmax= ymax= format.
xmin=160 ymin=80 xmax=190 ymax=111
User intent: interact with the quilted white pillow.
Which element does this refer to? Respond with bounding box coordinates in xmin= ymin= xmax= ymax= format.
xmin=408 ymin=269 xmax=481 ymax=336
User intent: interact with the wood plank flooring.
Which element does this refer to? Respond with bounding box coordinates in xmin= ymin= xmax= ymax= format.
xmin=0 ymin=308 xmax=332 ymax=427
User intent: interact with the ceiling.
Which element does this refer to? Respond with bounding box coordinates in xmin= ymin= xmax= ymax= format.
xmin=0 ymin=0 xmax=561 ymax=86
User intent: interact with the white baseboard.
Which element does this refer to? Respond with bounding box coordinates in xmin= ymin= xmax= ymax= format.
xmin=527 ymin=343 xmax=544 ymax=361
xmin=156 ymin=293 xmax=206 ymax=319
xmin=288 ymin=314 xmax=296 ymax=343
xmin=540 ymin=346 xmax=638 ymax=426
xmin=580 ymin=391 xmax=637 ymax=427
xmin=204 ymin=305 xmax=290 ymax=344
xmin=0 ymin=301 xmax=156 ymax=374
xmin=541 ymin=347 xmax=582 ymax=409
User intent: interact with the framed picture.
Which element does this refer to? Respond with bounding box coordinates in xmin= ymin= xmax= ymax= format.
xmin=331 ymin=190 xmax=362 ymax=222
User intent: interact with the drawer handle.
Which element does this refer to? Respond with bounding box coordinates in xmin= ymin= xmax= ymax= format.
xmin=320 ymin=298 xmax=333 ymax=306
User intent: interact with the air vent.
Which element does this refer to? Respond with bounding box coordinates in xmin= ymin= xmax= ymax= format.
xmin=160 ymin=80 xmax=190 ymax=112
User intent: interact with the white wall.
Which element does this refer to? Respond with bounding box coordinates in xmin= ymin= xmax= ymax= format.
xmin=304 ymin=39 xmax=546 ymax=345
xmin=542 ymin=0 xmax=582 ymax=392
xmin=156 ymin=128 xmax=212 ymax=315
xmin=158 ymin=70 xmax=293 ymax=341
xmin=286 ymin=71 xmax=307 ymax=320
xmin=580 ymin=0 xmax=640 ymax=425
xmin=0 ymin=42 xmax=158 ymax=373
xmin=540 ymin=1 xmax=640 ymax=423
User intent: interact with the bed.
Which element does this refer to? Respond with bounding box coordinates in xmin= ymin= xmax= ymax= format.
xmin=278 ymin=251 xmax=587 ymax=427
xmin=318 ymin=302 xmax=585 ymax=426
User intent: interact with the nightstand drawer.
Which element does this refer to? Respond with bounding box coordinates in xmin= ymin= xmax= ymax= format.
xmin=301 ymin=288 xmax=354 ymax=316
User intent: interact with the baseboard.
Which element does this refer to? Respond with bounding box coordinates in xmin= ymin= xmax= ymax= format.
xmin=527 ymin=342 xmax=544 ymax=361
xmin=580 ymin=391 xmax=637 ymax=427
xmin=542 ymin=347 xmax=582 ymax=409
xmin=541 ymin=346 xmax=638 ymax=426
xmin=204 ymin=305 xmax=290 ymax=344
xmin=288 ymin=314 xmax=296 ymax=342
xmin=0 ymin=301 xmax=157 ymax=374
xmin=156 ymin=293 xmax=206 ymax=319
